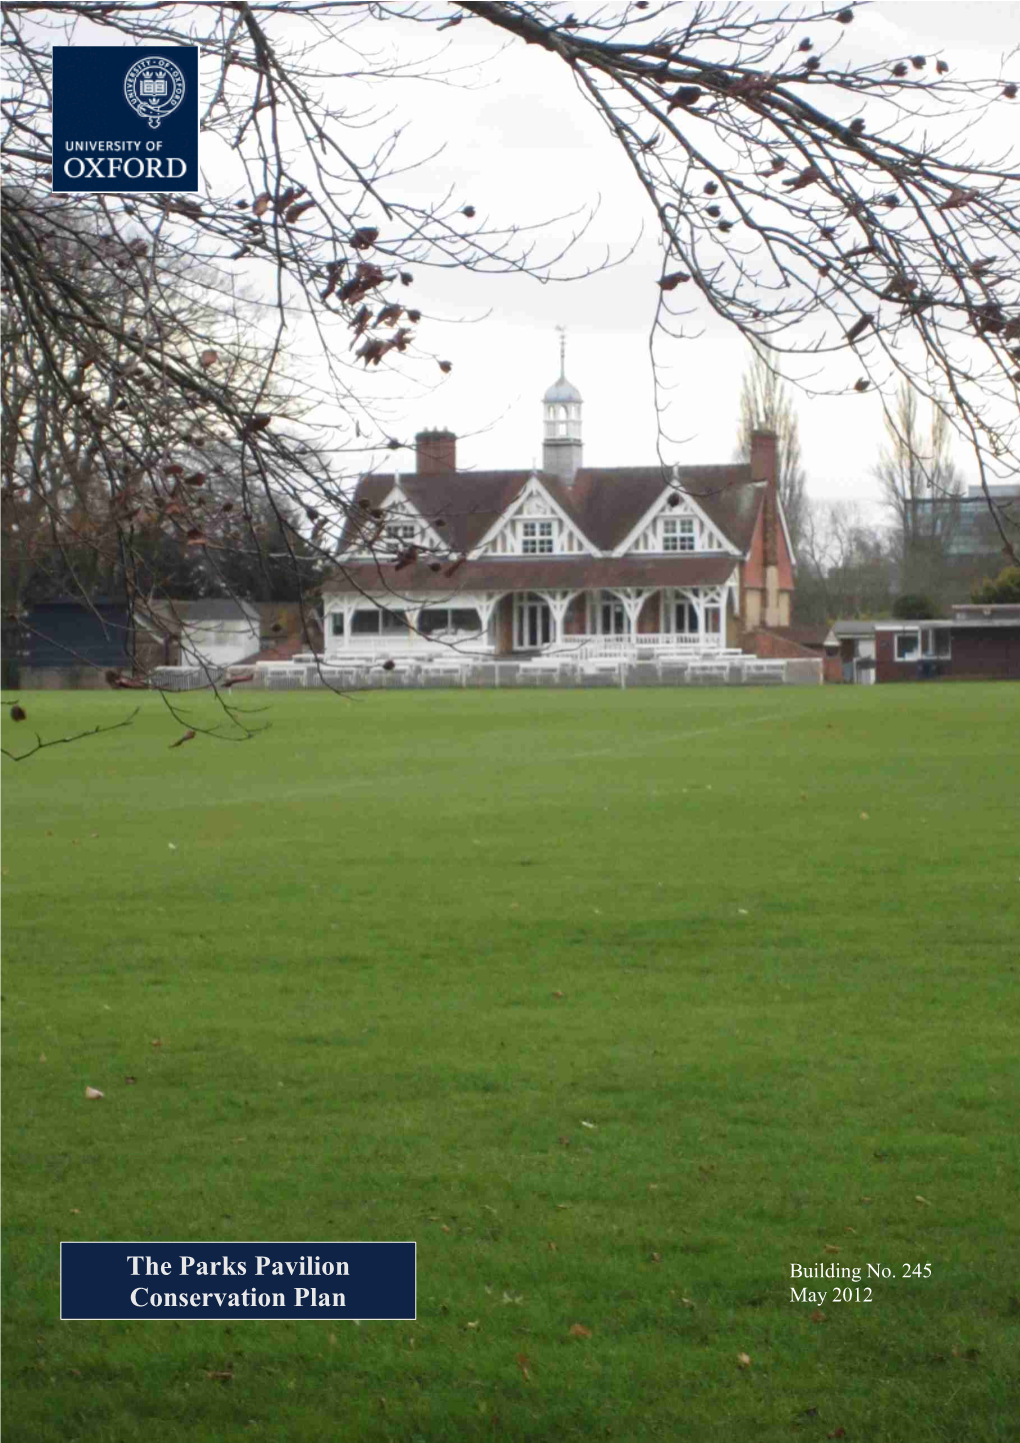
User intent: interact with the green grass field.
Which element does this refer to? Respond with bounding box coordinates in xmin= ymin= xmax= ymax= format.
xmin=2 ymin=682 xmax=1018 ymax=1442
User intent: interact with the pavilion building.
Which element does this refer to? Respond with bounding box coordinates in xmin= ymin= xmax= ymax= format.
xmin=323 ymin=348 xmax=795 ymax=657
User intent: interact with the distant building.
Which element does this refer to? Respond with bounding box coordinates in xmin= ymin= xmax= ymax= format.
xmin=909 ymin=484 xmax=1020 ymax=598
xmin=19 ymin=598 xmax=132 ymax=689
xmin=323 ymin=345 xmax=796 ymax=658
xmin=827 ymin=605 xmax=1020 ymax=684
xmin=136 ymin=599 xmax=261 ymax=671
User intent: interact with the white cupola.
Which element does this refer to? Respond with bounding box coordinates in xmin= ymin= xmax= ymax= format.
xmin=542 ymin=327 xmax=583 ymax=483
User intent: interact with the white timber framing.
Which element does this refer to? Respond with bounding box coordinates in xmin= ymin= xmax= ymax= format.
xmin=345 ymin=479 xmax=448 ymax=559
xmin=473 ymin=472 xmax=597 ymax=558
xmin=324 ymin=588 xmax=502 ymax=652
xmin=612 ymin=471 xmax=743 ymax=559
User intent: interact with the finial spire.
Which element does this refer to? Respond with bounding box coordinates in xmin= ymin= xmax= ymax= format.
xmin=556 ymin=323 xmax=567 ymax=379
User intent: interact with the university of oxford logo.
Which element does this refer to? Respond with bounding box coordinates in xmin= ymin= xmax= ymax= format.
xmin=124 ymin=56 xmax=185 ymax=129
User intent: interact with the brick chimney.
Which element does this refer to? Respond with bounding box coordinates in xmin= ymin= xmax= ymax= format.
xmin=750 ymin=429 xmax=781 ymax=626
xmin=415 ymin=428 xmax=457 ymax=475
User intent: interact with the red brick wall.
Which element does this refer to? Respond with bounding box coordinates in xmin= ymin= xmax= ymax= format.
xmin=876 ymin=626 xmax=1020 ymax=682
xmin=823 ymin=653 xmax=843 ymax=684
xmin=749 ymin=628 xmax=816 ymax=660
xmin=950 ymin=628 xmax=1020 ymax=679
xmin=415 ymin=429 xmax=457 ymax=474
xmin=875 ymin=631 xmax=902 ymax=682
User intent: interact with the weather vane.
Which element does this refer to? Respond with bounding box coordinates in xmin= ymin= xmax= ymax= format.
xmin=556 ymin=323 xmax=567 ymax=377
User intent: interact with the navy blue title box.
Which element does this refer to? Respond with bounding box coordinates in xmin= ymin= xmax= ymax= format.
xmin=61 ymin=1243 xmax=416 ymax=1321
xmin=52 ymin=46 xmax=199 ymax=193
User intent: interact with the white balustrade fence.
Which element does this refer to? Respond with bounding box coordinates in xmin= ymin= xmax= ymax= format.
xmin=148 ymin=655 xmax=822 ymax=692
xmin=180 ymin=656 xmax=824 ymax=691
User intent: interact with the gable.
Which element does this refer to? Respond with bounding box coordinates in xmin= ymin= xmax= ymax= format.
xmin=613 ymin=482 xmax=743 ymax=559
xmin=342 ymin=479 xmax=446 ymax=557
xmin=337 ymin=462 xmax=762 ymax=564
xmin=474 ymin=473 xmax=596 ymax=557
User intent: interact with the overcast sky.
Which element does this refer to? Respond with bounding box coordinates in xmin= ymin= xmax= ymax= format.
xmin=318 ymin=1 xmax=1017 ymax=520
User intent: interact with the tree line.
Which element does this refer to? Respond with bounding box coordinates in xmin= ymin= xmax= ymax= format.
xmin=735 ymin=348 xmax=1016 ymax=623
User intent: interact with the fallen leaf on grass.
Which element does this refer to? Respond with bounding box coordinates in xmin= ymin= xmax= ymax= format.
xmin=551 ymin=990 xmax=564 ymax=999
xmin=515 ymin=1353 xmax=531 ymax=1380
xmin=547 ymin=1241 xmax=557 ymax=1252
xmin=39 ymin=1053 xmax=46 ymax=1063
xmin=70 ymin=1208 xmax=81 ymax=1215
xmin=860 ymin=812 xmax=869 ymax=821
xmin=465 ymin=1320 xmax=480 ymax=1330
xmin=680 ymin=1297 xmax=695 ymax=1308
xmin=650 ymin=1252 xmax=661 ymax=1264
xmin=125 ymin=1076 xmax=137 ymax=1085
xmin=581 ymin=1120 xmax=596 ymax=1129
xmin=737 ymin=1352 xmax=752 ymax=1368
xmin=151 ymin=1038 xmax=164 ymax=1048
xmin=206 ymin=1371 xmax=233 ymax=1383
xmin=827 ymin=1430 xmax=846 ymax=1440
xmin=915 ymin=1194 xmax=932 ymax=1206
xmin=824 ymin=1244 xmax=841 ymax=1254
xmin=811 ymin=1308 xmax=827 ymax=1323
xmin=84 ymin=1086 xmax=104 ymax=1100
xmin=569 ymin=1323 xmax=592 ymax=1338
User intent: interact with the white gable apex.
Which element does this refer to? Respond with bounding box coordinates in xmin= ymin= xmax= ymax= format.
xmin=344 ymin=480 xmax=445 ymax=556
xmin=613 ymin=478 xmax=742 ymax=558
xmin=474 ymin=473 xmax=596 ymax=557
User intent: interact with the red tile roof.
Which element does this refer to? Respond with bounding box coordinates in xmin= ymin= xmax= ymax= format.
xmin=328 ymin=554 xmax=738 ymax=596
xmin=335 ymin=463 xmax=763 ymax=561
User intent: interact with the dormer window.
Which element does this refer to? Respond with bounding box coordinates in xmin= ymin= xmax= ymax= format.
xmin=663 ymin=517 xmax=695 ymax=553
xmin=522 ymin=520 xmax=554 ymax=554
